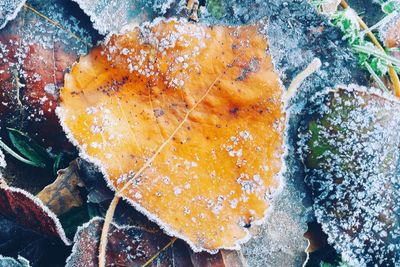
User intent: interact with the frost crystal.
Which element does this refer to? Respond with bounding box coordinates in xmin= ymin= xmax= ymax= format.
xmin=73 ymin=0 xmax=182 ymax=35
xmin=299 ymin=86 xmax=400 ymax=266
xmin=0 ymin=0 xmax=26 ymax=29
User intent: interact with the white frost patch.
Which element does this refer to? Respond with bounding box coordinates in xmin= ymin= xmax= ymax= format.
xmin=0 ymin=255 xmax=30 ymax=267
xmin=72 ymin=0 xmax=181 ymax=35
xmin=0 ymin=149 xmax=6 ymax=169
xmin=0 ymin=0 xmax=26 ymax=29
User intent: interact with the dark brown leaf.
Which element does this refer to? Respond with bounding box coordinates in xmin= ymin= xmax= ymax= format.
xmin=37 ymin=160 xmax=84 ymax=215
xmin=67 ymin=216 xmax=249 ymax=267
xmin=66 ymin=218 xmax=192 ymax=267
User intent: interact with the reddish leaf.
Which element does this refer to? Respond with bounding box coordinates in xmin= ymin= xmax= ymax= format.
xmin=67 ymin=217 xmax=249 ymax=267
xmin=66 ymin=218 xmax=192 ymax=267
xmin=0 ymin=0 xmax=96 ymax=147
xmin=0 ymin=182 xmax=70 ymax=245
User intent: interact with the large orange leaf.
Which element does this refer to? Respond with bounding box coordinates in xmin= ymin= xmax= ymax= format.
xmin=58 ymin=19 xmax=285 ymax=251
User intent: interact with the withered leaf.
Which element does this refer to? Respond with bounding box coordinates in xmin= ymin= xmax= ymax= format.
xmin=190 ymin=250 xmax=248 ymax=267
xmin=299 ymin=85 xmax=400 ymax=266
xmin=67 ymin=217 xmax=248 ymax=267
xmin=37 ymin=160 xmax=84 ymax=215
xmin=0 ymin=181 xmax=70 ymax=245
xmin=58 ymin=19 xmax=284 ymax=252
xmin=66 ymin=217 xmax=192 ymax=267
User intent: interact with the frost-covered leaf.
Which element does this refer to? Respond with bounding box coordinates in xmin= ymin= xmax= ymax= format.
xmin=67 ymin=217 xmax=247 ymax=267
xmin=37 ymin=160 xmax=84 ymax=215
xmin=0 ymin=214 xmax=70 ymax=266
xmin=0 ymin=255 xmax=30 ymax=267
xmin=58 ymin=19 xmax=285 ymax=252
xmin=0 ymin=182 xmax=70 ymax=245
xmin=0 ymin=0 xmax=26 ymax=30
xmin=299 ymin=85 xmax=400 ymax=266
xmin=72 ymin=0 xmax=182 ymax=35
xmin=66 ymin=217 xmax=192 ymax=267
xmin=0 ymin=0 xmax=98 ymax=147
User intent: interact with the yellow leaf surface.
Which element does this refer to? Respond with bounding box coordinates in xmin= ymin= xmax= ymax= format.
xmin=58 ymin=19 xmax=285 ymax=251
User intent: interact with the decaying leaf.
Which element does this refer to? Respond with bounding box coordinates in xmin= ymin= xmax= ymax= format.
xmin=384 ymin=16 xmax=400 ymax=61
xmin=299 ymin=85 xmax=400 ymax=266
xmin=58 ymin=19 xmax=285 ymax=251
xmin=0 ymin=181 xmax=70 ymax=245
xmin=37 ymin=160 xmax=84 ymax=215
xmin=0 ymin=0 xmax=96 ymax=147
xmin=67 ymin=217 xmax=248 ymax=267
xmin=66 ymin=217 xmax=192 ymax=267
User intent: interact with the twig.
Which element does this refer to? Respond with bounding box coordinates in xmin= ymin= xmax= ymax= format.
xmin=284 ymin=58 xmax=322 ymax=106
xmin=98 ymin=196 xmax=120 ymax=267
xmin=142 ymin=237 xmax=177 ymax=267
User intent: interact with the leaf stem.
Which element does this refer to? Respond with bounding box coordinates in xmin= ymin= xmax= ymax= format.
xmin=142 ymin=237 xmax=177 ymax=267
xmin=340 ymin=0 xmax=400 ymax=96
xmin=98 ymin=196 xmax=120 ymax=267
xmin=284 ymin=58 xmax=322 ymax=106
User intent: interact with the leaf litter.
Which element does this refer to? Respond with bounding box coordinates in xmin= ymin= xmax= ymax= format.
xmin=0 ymin=181 xmax=70 ymax=245
xmin=0 ymin=0 xmax=392 ymax=265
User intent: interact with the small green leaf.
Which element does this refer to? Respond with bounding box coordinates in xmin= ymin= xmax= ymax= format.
xmin=0 ymin=138 xmax=41 ymax=167
xmin=59 ymin=205 xmax=91 ymax=238
xmin=7 ymin=128 xmax=52 ymax=168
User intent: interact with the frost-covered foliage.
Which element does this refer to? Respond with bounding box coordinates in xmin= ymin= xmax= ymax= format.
xmin=66 ymin=217 xmax=190 ymax=267
xmin=0 ymin=0 xmax=97 ymax=145
xmin=0 ymin=0 xmax=26 ymax=29
xmin=72 ymin=0 xmax=182 ymax=35
xmin=0 ymin=255 xmax=30 ymax=267
xmin=1 ymin=0 xmax=92 ymax=53
xmin=299 ymin=85 xmax=400 ymax=266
